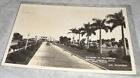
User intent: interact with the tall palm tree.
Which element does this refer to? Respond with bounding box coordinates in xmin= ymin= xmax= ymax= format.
xmin=81 ymin=22 xmax=97 ymax=49
xmin=68 ymin=28 xmax=78 ymax=44
xmin=91 ymin=18 xmax=109 ymax=54
xmin=106 ymin=10 xmax=127 ymax=55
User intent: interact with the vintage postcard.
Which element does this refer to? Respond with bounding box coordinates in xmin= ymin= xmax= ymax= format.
xmin=1 ymin=3 xmax=136 ymax=74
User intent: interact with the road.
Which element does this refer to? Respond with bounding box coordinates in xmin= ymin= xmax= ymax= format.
xmin=28 ymin=42 xmax=101 ymax=69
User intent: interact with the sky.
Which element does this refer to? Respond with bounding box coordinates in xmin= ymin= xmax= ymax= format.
xmin=12 ymin=4 xmax=131 ymax=42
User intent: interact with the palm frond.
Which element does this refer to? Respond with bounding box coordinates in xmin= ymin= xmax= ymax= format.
xmin=91 ymin=22 xmax=98 ymax=26
xmin=102 ymin=19 xmax=106 ymax=24
xmin=92 ymin=31 xmax=96 ymax=35
xmin=81 ymin=32 xmax=86 ymax=36
xmin=110 ymin=25 xmax=118 ymax=32
xmin=101 ymin=26 xmax=108 ymax=32
xmin=86 ymin=32 xmax=92 ymax=36
xmin=107 ymin=14 xmax=116 ymax=18
xmin=107 ymin=19 xmax=116 ymax=23
xmin=92 ymin=18 xmax=97 ymax=21
xmin=67 ymin=32 xmax=72 ymax=34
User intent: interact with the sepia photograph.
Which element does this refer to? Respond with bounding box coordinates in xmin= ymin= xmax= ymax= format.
xmin=1 ymin=3 xmax=136 ymax=74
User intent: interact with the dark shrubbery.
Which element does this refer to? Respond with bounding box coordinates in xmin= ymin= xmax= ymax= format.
xmin=86 ymin=46 xmax=99 ymax=53
xmin=122 ymin=55 xmax=131 ymax=62
xmin=7 ymin=52 xmax=26 ymax=63
xmin=109 ymin=48 xmax=123 ymax=59
xmin=109 ymin=48 xmax=130 ymax=62
xmin=109 ymin=51 xmax=118 ymax=58
xmin=77 ymin=45 xmax=86 ymax=50
xmin=70 ymin=44 xmax=77 ymax=48
xmin=6 ymin=42 xmax=42 ymax=64
xmin=18 ymin=41 xmax=26 ymax=48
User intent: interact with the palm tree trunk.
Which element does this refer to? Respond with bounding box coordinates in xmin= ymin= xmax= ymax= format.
xmin=73 ymin=34 xmax=75 ymax=44
xmin=79 ymin=34 xmax=80 ymax=45
xmin=121 ymin=25 xmax=127 ymax=56
xmin=87 ymin=36 xmax=89 ymax=49
xmin=99 ymin=29 xmax=102 ymax=54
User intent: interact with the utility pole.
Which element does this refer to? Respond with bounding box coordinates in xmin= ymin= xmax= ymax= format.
xmin=35 ymin=36 xmax=38 ymax=43
xmin=25 ymin=34 xmax=29 ymax=50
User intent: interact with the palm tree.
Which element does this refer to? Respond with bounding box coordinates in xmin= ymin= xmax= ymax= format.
xmin=81 ymin=22 xmax=97 ymax=49
xmin=68 ymin=28 xmax=78 ymax=44
xmin=91 ymin=18 xmax=109 ymax=54
xmin=76 ymin=28 xmax=83 ymax=45
xmin=106 ymin=10 xmax=127 ymax=55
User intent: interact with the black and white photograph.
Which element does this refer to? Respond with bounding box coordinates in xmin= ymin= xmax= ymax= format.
xmin=1 ymin=4 xmax=136 ymax=74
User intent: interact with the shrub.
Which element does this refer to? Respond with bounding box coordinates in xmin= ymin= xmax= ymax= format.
xmin=10 ymin=45 xmax=19 ymax=50
xmin=87 ymin=46 xmax=99 ymax=53
xmin=76 ymin=45 xmax=86 ymax=50
xmin=109 ymin=48 xmax=123 ymax=59
xmin=8 ymin=52 xmax=26 ymax=63
xmin=70 ymin=44 xmax=77 ymax=48
xmin=18 ymin=41 xmax=26 ymax=48
xmin=28 ymin=45 xmax=36 ymax=51
xmin=109 ymin=51 xmax=118 ymax=58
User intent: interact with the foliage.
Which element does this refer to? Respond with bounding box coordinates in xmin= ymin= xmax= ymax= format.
xmin=12 ymin=33 xmax=23 ymax=41
xmin=8 ymin=52 xmax=26 ymax=63
xmin=91 ymin=19 xmax=110 ymax=32
xmin=59 ymin=36 xmax=71 ymax=45
xmin=81 ymin=22 xmax=97 ymax=36
xmin=109 ymin=48 xmax=124 ymax=59
xmin=75 ymin=39 xmax=85 ymax=49
xmin=18 ymin=41 xmax=26 ymax=48
xmin=80 ymin=22 xmax=97 ymax=48
xmin=6 ymin=42 xmax=42 ymax=64
xmin=107 ymin=10 xmax=127 ymax=56
xmin=86 ymin=46 xmax=99 ymax=53
xmin=107 ymin=10 xmax=126 ymax=32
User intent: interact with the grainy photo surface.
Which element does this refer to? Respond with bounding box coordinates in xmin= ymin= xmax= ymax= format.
xmin=1 ymin=4 xmax=136 ymax=74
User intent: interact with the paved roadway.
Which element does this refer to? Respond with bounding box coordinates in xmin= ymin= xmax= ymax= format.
xmin=28 ymin=42 xmax=101 ymax=69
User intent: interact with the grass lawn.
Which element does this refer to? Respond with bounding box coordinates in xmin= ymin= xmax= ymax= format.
xmin=56 ymin=44 xmax=132 ymax=71
xmin=5 ymin=42 xmax=42 ymax=65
